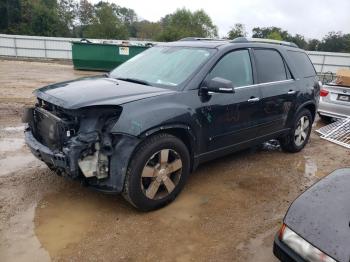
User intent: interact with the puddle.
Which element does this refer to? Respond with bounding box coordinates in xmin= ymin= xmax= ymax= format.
xmin=237 ymin=227 xmax=278 ymax=262
xmin=304 ymin=156 xmax=318 ymax=178
xmin=0 ymin=138 xmax=25 ymax=152
xmin=0 ymin=205 xmax=50 ymax=262
xmin=34 ymin=193 xmax=103 ymax=257
xmin=157 ymin=193 xmax=209 ymax=225
xmin=0 ymin=154 xmax=38 ymax=176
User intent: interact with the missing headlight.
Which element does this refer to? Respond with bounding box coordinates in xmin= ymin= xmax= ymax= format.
xmin=78 ymin=143 xmax=109 ymax=179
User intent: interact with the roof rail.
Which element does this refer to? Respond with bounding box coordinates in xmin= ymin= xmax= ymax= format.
xmin=179 ymin=37 xmax=228 ymax=42
xmin=231 ymin=37 xmax=298 ymax=48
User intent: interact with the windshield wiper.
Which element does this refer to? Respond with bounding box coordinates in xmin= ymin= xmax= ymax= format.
xmin=116 ymin=77 xmax=152 ymax=86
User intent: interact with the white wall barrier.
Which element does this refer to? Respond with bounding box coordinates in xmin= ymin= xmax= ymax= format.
xmin=1 ymin=34 xmax=349 ymax=74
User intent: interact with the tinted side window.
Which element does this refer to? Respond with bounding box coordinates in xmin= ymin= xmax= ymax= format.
xmin=287 ymin=51 xmax=316 ymax=77
xmin=254 ymin=49 xmax=287 ymax=83
xmin=208 ymin=50 xmax=253 ymax=87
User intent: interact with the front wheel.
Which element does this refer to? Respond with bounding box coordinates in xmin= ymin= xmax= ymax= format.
xmin=122 ymin=133 xmax=190 ymax=211
xmin=279 ymin=109 xmax=313 ymax=153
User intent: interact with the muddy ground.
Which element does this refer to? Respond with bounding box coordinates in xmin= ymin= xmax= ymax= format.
xmin=0 ymin=59 xmax=349 ymax=262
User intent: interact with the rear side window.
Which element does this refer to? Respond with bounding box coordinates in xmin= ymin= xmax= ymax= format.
xmin=287 ymin=51 xmax=316 ymax=77
xmin=254 ymin=49 xmax=287 ymax=83
xmin=208 ymin=49 xmax=253 ymax=87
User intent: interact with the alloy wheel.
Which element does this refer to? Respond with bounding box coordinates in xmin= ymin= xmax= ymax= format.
xmin=141 ymin=149 xmax=182 ymax=200
xmin=294 ymin=116 xmax=310 ymax=147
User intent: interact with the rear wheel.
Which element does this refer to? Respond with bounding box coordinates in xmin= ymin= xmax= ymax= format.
xmin=122 ymin=133 xmax=190 ymax=211
xmin=280 ymin=109 xmax=312 ymax=153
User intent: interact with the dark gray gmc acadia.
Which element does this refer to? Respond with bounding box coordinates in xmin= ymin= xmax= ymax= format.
xmin=23 ymin=37 xmax=320 ymax=211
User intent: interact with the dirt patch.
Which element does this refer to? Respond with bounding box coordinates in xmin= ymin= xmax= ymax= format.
xmin=0 ymin=59 xmax=349 ymax=261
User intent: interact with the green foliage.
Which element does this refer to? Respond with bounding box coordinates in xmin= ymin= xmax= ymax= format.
xmin=227 ymin=23 xmax=246 ymax=39
xmin=266 ymin=31 xmax=283 ymax=40
xmin=84 ymin=2 xmax=128 ymax=39
xmin=133 ymin=20 xmax=162 ymax=40
xmin=288 ymin=34 xmax=308 ymax=49
xmin=251 ymin=26 xmax=350 ymax=51
xmin=156 ymin=8 xmax=218 ymax=41
xmin=0 ymin=0 xmax=349 ymax=53
xmin=318 ymin=32 xmax=350 ymax=52
xmin=252 ymin=26 xmax=290 ymax=40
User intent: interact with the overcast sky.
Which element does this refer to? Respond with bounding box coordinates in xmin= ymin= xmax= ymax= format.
xmin=92 ymin=0 xmax=350 ymax=39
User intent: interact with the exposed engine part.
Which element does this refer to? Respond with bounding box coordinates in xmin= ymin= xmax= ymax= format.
xmin=78 ymin=143 xmax=109 ymax=179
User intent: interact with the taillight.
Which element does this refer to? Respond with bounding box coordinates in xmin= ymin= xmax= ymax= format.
xmin=320 ymin=89 xmax=329 ymax=97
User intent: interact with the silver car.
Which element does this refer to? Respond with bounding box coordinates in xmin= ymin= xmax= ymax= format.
xmin=318 ymin=81 xmax=350 ymax=121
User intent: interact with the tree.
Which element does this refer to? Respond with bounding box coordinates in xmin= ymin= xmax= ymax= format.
xmin=157 ymin=8 xmax=218 ymax=41
xmin=115 ymin=6 xmax=138 ymax=37
xmin=227 ymin=23 xmax=246 ymax=39
xmin=57 ymin=0 xmax=78 ymax=36
xmin=0 ymin=0 xmax=21 ymax=33
xmin=85 ymin=2 xmax=128 ymax=39
xmin=58 ymin=0 xmax=78 ymax=29
xmin=252 ymin=26 xmax=289 ymax=40
xmin=252 ymin=26 xmax=310 ymax=49
xmin=133 ymin=20 xmax=161 ymax=40
xmin=307 ymin=39 xmax=320 ymax=51
xmin=31 ymin=0 xmax=61 ymax=36
xmin=318 ymin=32 xmax=350 ymax=52
xmin=76 ymin=0 xmax=94 ymax=37
xmin=78 ymin=0 xmax=93 ymax=25
xmin=287 ymin=34 xmax=308 ymax=49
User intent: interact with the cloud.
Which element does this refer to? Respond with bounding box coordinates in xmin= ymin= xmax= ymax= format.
xmin=90 ymin=0 xmax=350 ymax=39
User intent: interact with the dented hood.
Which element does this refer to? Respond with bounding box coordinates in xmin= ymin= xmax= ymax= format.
xmin=284 ymin=168 xmax=350 ymax=262
xmin=34 ymin=76 xmax=175 ymax=109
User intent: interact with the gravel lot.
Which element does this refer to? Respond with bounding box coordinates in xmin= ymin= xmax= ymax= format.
xmin=0 ymin=59 xmax=349 ymax=262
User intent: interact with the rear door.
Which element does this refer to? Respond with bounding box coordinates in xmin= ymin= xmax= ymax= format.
xmin=252 ymin=48 xmax=297 ymax=135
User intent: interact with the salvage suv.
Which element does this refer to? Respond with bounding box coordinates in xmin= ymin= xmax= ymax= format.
xmin=24 ymin=37 xmax=320 ymax=211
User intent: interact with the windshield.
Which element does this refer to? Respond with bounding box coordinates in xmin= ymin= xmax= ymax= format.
xmin=109 ymin=46 xmax=214 ymax=89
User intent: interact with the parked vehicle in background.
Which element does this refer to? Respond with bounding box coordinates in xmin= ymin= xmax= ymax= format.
xmin=23 ymin=37 xmax=320 ymax=211
xmin=274 ymin=168 xmax=350 ymax=262
xmin=318 ymin=70 xmax=350 ymax=121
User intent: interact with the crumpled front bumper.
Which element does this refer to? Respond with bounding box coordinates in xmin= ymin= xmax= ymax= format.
xmin=25 ymin=129 xmax=68 ymax=169
xmin=25 ymin=127 xmax=141 ymax=194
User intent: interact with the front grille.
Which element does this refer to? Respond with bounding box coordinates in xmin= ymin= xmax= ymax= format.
xmin=32 ymin=107 xmax=76 ymax=150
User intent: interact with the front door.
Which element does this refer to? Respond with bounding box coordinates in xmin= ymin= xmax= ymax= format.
xmin=197 ymin=49 xmax=264 ymax=153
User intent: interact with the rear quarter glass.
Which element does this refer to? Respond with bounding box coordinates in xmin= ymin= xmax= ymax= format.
xmin=287 ymin=51 xmax=316 ymax=78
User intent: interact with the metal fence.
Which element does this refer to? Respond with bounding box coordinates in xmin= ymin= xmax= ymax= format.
xmin=1 ymin=34 xmax=350 ymax=74
xmin=0 ymin=34 xmax=75 ymax=59
xmin=307 ymin=50 xmax=350 ymax=74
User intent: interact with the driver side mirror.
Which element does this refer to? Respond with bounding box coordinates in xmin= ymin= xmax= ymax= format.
xmin=201 ymin=77 xmax=235 ymax=94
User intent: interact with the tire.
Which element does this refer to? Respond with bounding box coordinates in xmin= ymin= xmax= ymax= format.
xmin=122 ymin=133 xmax=190 ymax=211
xmin=279 ymin=109 xmax=313 ymax=153
xmin=318 ymin=113 xmax=333 ymax=123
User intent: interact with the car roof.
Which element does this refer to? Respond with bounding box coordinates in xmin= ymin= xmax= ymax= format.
xmin=159 ymin=37 xmax=302 ymax=50
xmin=162 ymin=40 xmax=229 ymax=48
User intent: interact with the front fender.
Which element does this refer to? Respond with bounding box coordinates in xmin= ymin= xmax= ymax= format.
xmin=111 ymin=99 xmax=198 ymax=138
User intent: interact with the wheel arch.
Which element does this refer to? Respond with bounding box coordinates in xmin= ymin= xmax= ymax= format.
xmin=296 ymin=101 xmax=316 ymax=122
xmin=139 ymin=124 xmax=197 ymax=172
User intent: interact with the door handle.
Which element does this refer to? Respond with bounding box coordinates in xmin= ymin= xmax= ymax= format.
xmin=287 ymin=90 xmax=296 ymax=95
xmin=247 ymin=97 xmax=260 ymax=102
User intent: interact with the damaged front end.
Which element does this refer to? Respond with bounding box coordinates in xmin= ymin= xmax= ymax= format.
xmin=24 ymin=99 xmax=140 ymax=193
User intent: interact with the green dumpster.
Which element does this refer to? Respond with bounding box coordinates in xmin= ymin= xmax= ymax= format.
xmin=72 ymin=40 xmax=150 ymax=71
